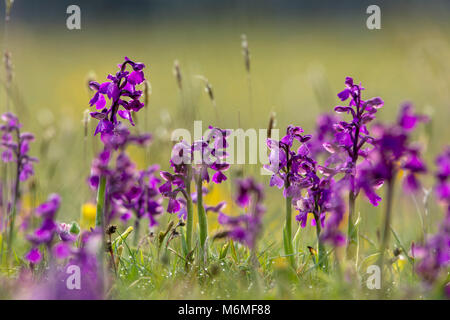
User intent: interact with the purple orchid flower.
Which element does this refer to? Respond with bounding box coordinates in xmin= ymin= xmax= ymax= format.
xmin=0 ymin=113 xmax=38 ymax=240
xmin=89 ymin=57 xmax=146 ymax=149
xmin=218 ymin=178 xmax=265 ymax=250
xmin=25 ymin=194 xmax=78 ymax=264
xmin=265 ymin=124 xmax=314 ymax=267
xmin=414 ymin=147 xmax=450 ymax=295
xmin=368 ymin=103 xmax=428 ymax=275
xmin=321 ymin=77 xmax=384 ymax=256
xmin=159 ymin=126 xmax=230 ymax=216
xmin=23 ymin=229 xmax=104 ymax=300
xmin=365 ymin=103 xmax=428 ymax=197
xmin=119 ymin=165 xmax=164 ymax=232
xmin=159 ymin=126 xmax=230 ymax=254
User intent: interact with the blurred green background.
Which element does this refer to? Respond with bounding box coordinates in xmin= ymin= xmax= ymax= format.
xmin=1 ymin=0 xmax=449 ymax=252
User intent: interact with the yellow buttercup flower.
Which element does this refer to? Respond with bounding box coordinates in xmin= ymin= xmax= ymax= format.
xmin=80 ymin=203 xmax=96 ymax=229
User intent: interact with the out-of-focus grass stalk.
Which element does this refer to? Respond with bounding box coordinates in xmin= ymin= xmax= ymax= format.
xmin=378 ymin=177 xmax=395 ymax=297
xmin=197 ymin=75 xmax=219 ymax=125
xmin=2 ymin=2 xmax=14 ymax=260
xmin=82 ymin=108 xmax=90 ymax=194
xmin=0 ymin=166 xmax=7 ymax=264
xmin=241 ymin=34 xmax=252 ymax=115
xmin=4 ymin=0 xmax=14 ymax=111
xmin=133 ymin=218 xmax=140 ymax=246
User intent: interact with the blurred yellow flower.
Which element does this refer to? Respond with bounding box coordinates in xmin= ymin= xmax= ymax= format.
xmin=393 ymin=255 xmax=407 ymax=272
xmin=204 ymin=183 xmax=234 ymax=231
xmin=80 ymin=203 xmax=96 ymax=229
xmin=21 ymin=194 xmax=33 ymax=211
xmin=273 ymin=256 xmax=289 ymax=269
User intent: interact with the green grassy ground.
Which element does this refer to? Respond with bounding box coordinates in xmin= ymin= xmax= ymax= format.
xmin=0 ymin=16 xmax=449 ymax=299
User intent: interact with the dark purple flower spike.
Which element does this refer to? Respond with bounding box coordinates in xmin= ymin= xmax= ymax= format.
xmin=0 ymin=112 xmax=38 ymax=256
xmin=159 ymin=126 xmax=230 ymax=258
xmin=330 ymin=77 xmax=384 ymax=258
xmin=218 ymin=178 xmax=265 ymax=265
xmin=414 ymin=147 xmax=449 ymax=295
xmin=367 ymin=103 xmax=428 ymax=280
xmin=265 ymin=124 xmax=313 ymax=267
xmin=89 ymin=57 xmax=146 ymax=150
xmin=25 ymin=194 xmax=64 ymax=264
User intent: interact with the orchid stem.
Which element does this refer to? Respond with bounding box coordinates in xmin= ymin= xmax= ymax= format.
xmin=315 ymin=213 xmax=327 ymax=270
xmin=95 ymin=175 xmax=107 ymax=295
xmin=346 ymin=189 xmax=358 ymax=260
xmin=186 ymin=195 xmax=193 ymax=253
xmin=95 ymin=176 xmax=106 ymax=228
xmin=185 ymin=166 xmax=193 ymax=253
xmin=378 ymin=178 xmax=395 ymax=297
xmin=284 ymin=195 xmax=295 ymax=268
xmin=196 ymin=175 xmax=208 ymax=262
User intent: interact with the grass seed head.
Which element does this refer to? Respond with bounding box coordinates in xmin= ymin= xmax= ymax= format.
xmin=173 ymin=59 xmax=182 ymax=90
xmin=3 ymin=50 xmax=13 ymax=85
xmin=267 ymin=112 xmax=276 ymax=139
xmin=241 ymin=34 xmax=250 ymax=73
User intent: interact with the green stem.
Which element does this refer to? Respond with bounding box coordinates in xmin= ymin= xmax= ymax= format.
xmin=186 ymin=196 xmax=193 ymax=252
xmin=95 ymin=176 xmax=107 ymax=228
xmin=284 ymin=195 xmax=295 ymax=267
xmin=7 ymin=204 xmax=17 ymax=259
xmin=315 ymin=213 xmax=327 ymax=270
xmin=196 ymin=175 xmax=208 ymax=256
xmin=346 ymin=189 xmax=358 ymax=260
xmin=95 ymin=175 xmax=107 ymax=296
xmin=185 ymin=166 xmax=193 ymax=253
xmin=378 ymin=178 xmax=395 ymax=296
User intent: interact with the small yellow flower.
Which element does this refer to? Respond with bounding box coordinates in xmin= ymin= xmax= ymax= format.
xmin=397 ymin=168 xmax=404 ymax=179
xmin=21 ymin=194 xmax=33 ymax=211
xmin=393 ymin=255 xmax=407 ymax=272
xmin=204 ymin=184 xmax=233 ymax=231
xmin=80 ymin=203 xmax=96 ymax=229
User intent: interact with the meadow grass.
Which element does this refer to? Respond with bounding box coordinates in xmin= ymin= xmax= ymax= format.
xmin=0 ymin=17 xmax=449 ymax=299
